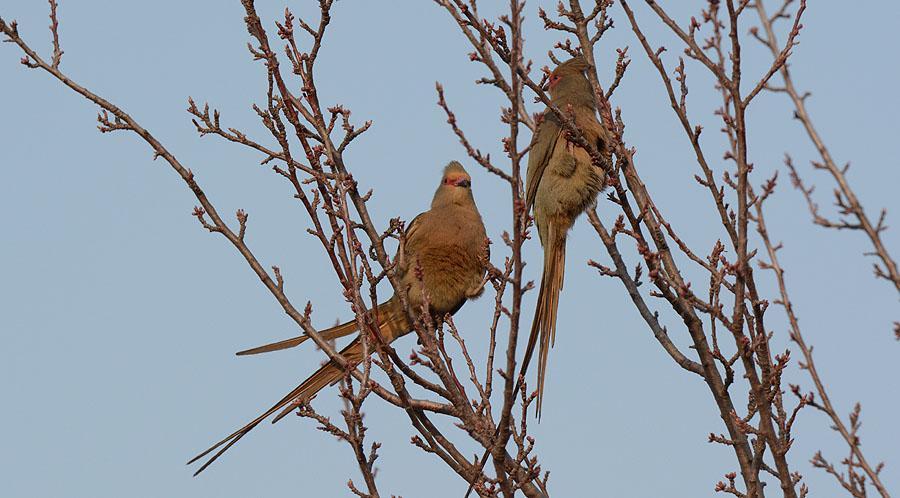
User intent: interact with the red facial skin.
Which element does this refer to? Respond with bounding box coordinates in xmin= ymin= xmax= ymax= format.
xmin=548 ymin=73 xmax=563 ymax=91
xmin=442 ymin=175 xmax=471 ymax=187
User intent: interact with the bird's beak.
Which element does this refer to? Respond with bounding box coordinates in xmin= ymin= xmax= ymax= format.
xmin=454 ymin=178 xmax=471 ymax=188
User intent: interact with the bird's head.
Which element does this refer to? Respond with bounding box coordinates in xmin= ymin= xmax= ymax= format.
xmin=433 ymin=161 xmax=474 ymax=207
xmin=441 ymin=161 xmax=472 ymax=188
xmin=546 ymin=57 xmax=593 ymax=106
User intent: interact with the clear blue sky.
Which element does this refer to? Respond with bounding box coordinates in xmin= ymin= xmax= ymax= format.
xmin=1 ymin=1 xmax=897 ymax=497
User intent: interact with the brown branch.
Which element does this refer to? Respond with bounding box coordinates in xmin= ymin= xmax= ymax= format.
xmin=754 ymin=0 xmax=900 ymax=294
xmin=587 ymin=210 xmax=702 ymax=375
xmin=755 ymin=192 xmax=891 ymax=498
xmin=436 ymin=83 xmax=513 ymax=183
xmin=47 ymin=0 xmax=63 ymax=68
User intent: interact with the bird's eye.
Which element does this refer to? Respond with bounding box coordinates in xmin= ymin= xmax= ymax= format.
xmin=548 ymin=74 xmax=563 ymax=88
xmin=444 ymin=176 xmax=471 ymax=187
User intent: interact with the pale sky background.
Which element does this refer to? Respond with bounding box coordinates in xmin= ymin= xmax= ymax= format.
xmin=1 ymin=2 xmax=897 ymax=497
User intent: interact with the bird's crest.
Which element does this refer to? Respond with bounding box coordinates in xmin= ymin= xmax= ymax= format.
xmin=552 ymin=57 xmax=590 ymax=76
xmin=443 ymin=160 xmax=469 ymax=178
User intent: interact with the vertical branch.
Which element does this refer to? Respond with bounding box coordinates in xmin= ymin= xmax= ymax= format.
xmin=491 ymin=2 xmax=528 ymax=496
xmin=754 ymin=0 xmax=899 ymax=294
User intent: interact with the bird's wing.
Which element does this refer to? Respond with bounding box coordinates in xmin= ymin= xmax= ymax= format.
xmin=525 ymin=112 xmax=563 ymax=214
xmin=404 ymin=212 xmax=427 ymax=244
xmin=394 ymin=211 xmax=426 ymax=278
xmin=578 ymin=109 xmax=611 ymax=157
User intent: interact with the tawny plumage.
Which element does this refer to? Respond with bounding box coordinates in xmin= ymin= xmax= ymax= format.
xmin=523 ymin=57 xmax=609 ymax=416
xmin=188 ymin=161 xmax=488 ymax=475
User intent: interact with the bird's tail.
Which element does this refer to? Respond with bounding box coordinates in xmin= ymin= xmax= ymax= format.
xmin=189 ymin=301 xmax=408 ymax=476
xmin=463 ymin=231 xmax=566 ymax=497
xmin=464 ymin=236 xmax=565 ymax=497
xmin=522 ymin=223 xmax=567 ymax=418
xmin=236 ymin=316 xmax=363 ymax=356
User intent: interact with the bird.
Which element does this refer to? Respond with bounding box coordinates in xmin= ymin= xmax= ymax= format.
xmin=188 ymin=161 xmax=489 ymax=475
xmin=465 ymin=58 xmax=611 ymax=498
xmin=523 ymin=57 xmax=610 ymax=417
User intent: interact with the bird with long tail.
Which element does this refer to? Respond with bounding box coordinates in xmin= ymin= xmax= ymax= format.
xmin=188 ymin=161 xmax=488 ymax=475
xmin=524 ymin=56 xmax=610 ymax=416
xmin=464 ymin=57 xmax=610 ymax=498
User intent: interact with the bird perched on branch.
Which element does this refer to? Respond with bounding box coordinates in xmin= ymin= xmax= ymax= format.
xmin=524 ymin=57 xmax=610 ymax=416
xmin=463 ymin=58 xmax=612 ymax=498
xmin=189 ymin=161 xmax=488 ymax=474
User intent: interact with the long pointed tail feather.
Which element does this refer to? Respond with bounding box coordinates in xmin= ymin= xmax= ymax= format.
xmin=269 ymin=340 xmax=365 ymax=424
xmin=464 ymin=226 xmax=568 ymax=497
xmin=190 ymin=338 xmax=366 ymax=475
xmin=522 ymin=223 xmax=566 ymax=418
xmin=235 ymin=319 xmax=360 ymax=356
xmin=191 ymin=301 xmax=409 ymax=475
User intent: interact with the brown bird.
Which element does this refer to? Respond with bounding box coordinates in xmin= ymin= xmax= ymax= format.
xmin=523 ymin=57 xmax=609 ymax=416
xmin=466 ymin=59 xmax=610 ymax=498
xmin=188 ymin=161 xmax=488 ymax=475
